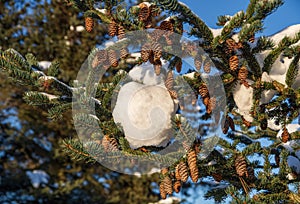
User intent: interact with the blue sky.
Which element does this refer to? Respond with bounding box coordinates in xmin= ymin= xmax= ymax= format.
xmin=180 ymin=0 xmax=300 ymax=36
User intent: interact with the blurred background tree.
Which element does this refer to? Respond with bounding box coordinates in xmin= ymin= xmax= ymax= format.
xmin=0 ymin=0 xmax=160 ymax=203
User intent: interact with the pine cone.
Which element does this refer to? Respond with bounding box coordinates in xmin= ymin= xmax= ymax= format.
xmin=120 ymin=47 xmax=129 ymax=59
xmin=206 ymin=97 xmax=216 ymax=114
xmin=203 ymin=58 xmax=211 ymax=73
xmin=102 ymin=135 xmax=111 ymax=151
xmin=168 ymin=90 xmax=178 ymax=99
xmin=150 ymin=29 xmax=164 ymax=41
xmin=138 ymin=3 xmax=150 ymax=22
xmin=281 ymin=127 xmax=290 ymax=143
xmin=173 ymin=180 xmax=181 ymax=193
xmin=165 ymin=70 xmax=174 ymax=90
xmin=162 ymin=176 xmax=173 ymax=195
xmin=248 ymin=34 xmax=255 ymax=43
xmin=177 ymin=161 xmax=189 ymax=182
xmin=176 ymin=21 xmax=183 ymax=35
xmin=154 ymin=61 xmax=162 ymax=76
xmin=164 ymin=35 xmax=173 ymax=45
xmin=235 ymin=155 xmax=248 ymax=177
xmin=161 ymin=167 xmax=169 ymax=175
xmin=108 ymin=50 xmax=118 ymax=67
xmin=159 ymin=20 xmax=174 ymax=31
xmin=150 ymin=4 xmax=160 ymax=17
xmin=184 ymin=42 xmax=197 ymax=56
xmin=238 ymin=66 xmax=248 ymax=81
xmin=227 ymin=116 xmax=235 ymax=131
xmin=194 ymin=55 xmax=202 ymax=70
xmin=235 ymin=42 xmax=243 ymax=49
xmin=85 ymin=17 xmax=94 ymax=32
xmin=141 ymin=43 xmax=151 ymax=62
xmin=247 ymin=166 xmax=255 ymax=181
xmin=182 ymin=141 xmax=190 ymax=151
xmin=159 ymin=182 xmax=167 ymax=199
xmin=203 ymin=97 xmax=210 ymax=107
xmin=187 ymin=150 xmax=199 ymax=183
xmin=117 ymin=25 xmax=125 ymax=40
xmin=199 ymin=84 xmax=209 ymax=98
xmin=229 ymin=55 xmax=239 ymax=71
xmin=212 ymin=173 xmax=222 ymax=182
xmin=175 ymin=58 xmax=182 ymax=73
xmin=175 ymin=164 xmax=181 ymax=181
xmin=275 ymin=153 xmax=280 ymax=166
xmin=225 ymin=39 xmax=236 ymax=54
xmin=194 ymin=143 xmax=201 ymax=154
xmin=222 ymin=117 xmax=229 ymax=134
xmin=102 ymin=135 xmax=118 ymax=152
xmin=152 ymin=42 xmax=162 ymax=62
xmin=108 ymin=21 xmax=118 ymax=37
xmin=149 ymin=51 xmax=155 ymax=64
xmin=144 ymin=17 xmax=153 ymax=28
xmin=92 ymin=50 xmax=108 ymax=68
xmin=260 ymin=118 xmax=268 ymax=130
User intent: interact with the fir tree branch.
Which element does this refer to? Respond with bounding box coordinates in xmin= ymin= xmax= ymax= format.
xmin=245 ymin=0 xmax=259 ymax=20
xmin=252 ymin=36 xmax=274 ymax=54
xmin=155 ymin=0 xmax=213 ymax=43
xmin=263 ymin=32 xmax=300 ymax=73
xmin=285 ymin=53 xmax=300 ymax=87
xmin=62 ymin=139 xmax=96 ymax=163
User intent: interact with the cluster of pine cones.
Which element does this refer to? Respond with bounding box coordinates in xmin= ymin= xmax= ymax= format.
xmin=159 ymin=149 xmax=199 ymax=199
xmin=223 ymin=37 xmax=252 ymax=89
xmin=198 ymin=83 xmax=216 ymax=114
xmin=91 ymin=48 xmax=128 ymax=69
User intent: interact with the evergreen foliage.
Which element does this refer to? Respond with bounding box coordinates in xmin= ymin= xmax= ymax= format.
xmin=1 ymin=0 xmax=300 ymax=203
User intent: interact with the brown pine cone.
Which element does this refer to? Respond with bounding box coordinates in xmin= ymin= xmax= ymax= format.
xmin=163 ymin=176 xmax=173 ymax=195
xmin=159 ymin=182 xmax=167 ymax=199
xmin=108 ymin=21 xmax=118 ymax=37
xmin=173 ymin=180 xmax=181 ymax=193
xmin=194 ymin=55 xmax=202 ymax=70
xmin=203 ymin=58 xmax=211 ymax=73
xmin=85 ymin=17 xmax=94 ymax=32
xmin=281 ymin=127 xmax=290 ymax=143
xmin=229 ymin=55 xmax=239 ymax=71
xmin=177 ymin=161 xmax=189 ymax=182
xmin=187 ymin=150 xmax=199 ymax=183
xmin=199 ymin=84 xmax=209 ymax=98
xmin=235 ymin=155 xmax=248 ymax=177
xmin=108 ymin=50 xmax=118 ymax=67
